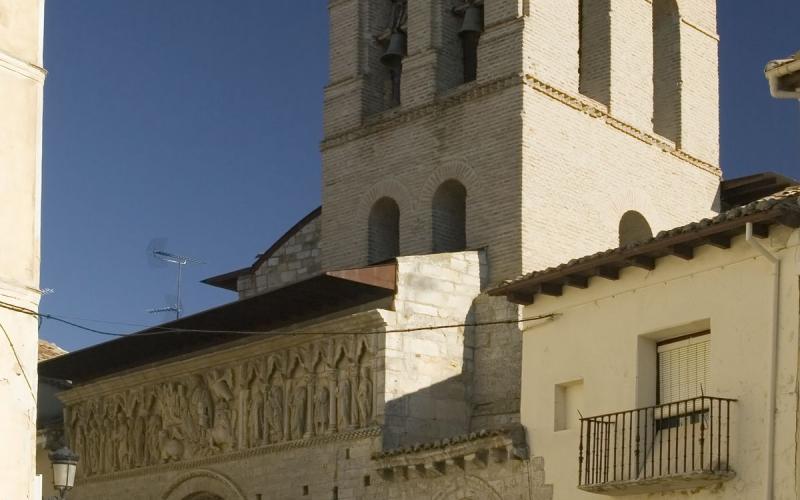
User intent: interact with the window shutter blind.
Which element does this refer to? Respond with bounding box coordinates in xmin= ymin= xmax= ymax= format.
xmin=657 ymin=333 xmax=710 ymax=404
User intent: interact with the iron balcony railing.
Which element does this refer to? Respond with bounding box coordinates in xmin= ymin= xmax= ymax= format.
xmin=579 ymin=396 xmax=736 ymax=489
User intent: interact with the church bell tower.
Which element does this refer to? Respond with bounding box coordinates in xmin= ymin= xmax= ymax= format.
xmin=319 ymin=0 xmax=721 ymax=427
xmin=320 ymin=0 xmax=721 ymax=281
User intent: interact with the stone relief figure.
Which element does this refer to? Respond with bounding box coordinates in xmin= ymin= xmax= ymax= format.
xmin=145 ymin=412 xmax=163 ymax=466
xmin=102 ymin=414 xmax=115 ymax=473
xmin=290 ymin=382 xmax=307 ymax=440
xmin=114 ymin=410 xmax=130 ymax=470
xmin=248 ymin=381 xmax=264 ymax=446
xmin=313 ymin=384 xmax=330 ymax=435
xmin=130 ymin=404 xmax=147 ymax=467
xmin=189 ymin=375 xmax=213 ymax=447
xmin=86 ymin=418 xmax=100 ymax=475
xmin=65 ymin=335 xmax=375 ymax=476
xmin=357 ymin=368 xmax=373 ymax=426
xmin=264 ymin=383 xmax=284 ymax=444
xmin=209 ymin=400 xmax=234 ymax=452
xmin=336 ymin=372 xmax=352 ymax=432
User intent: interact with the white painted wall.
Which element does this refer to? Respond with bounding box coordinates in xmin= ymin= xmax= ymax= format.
xmin=520 ymin=225 xmax=800 ymax=499
xmin=0 ymin=1 xmax=46 ymax=498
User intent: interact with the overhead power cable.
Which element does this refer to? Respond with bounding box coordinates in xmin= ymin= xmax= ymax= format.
xmin=0 ymin=300 xmax=558 ymax=340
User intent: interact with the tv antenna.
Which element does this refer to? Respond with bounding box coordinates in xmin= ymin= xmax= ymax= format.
xmin=146 ymin=239 xmax=205 ymax=320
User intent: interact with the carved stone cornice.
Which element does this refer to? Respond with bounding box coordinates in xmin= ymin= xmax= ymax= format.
xmin=321 ymin=70 xmax=720 ymax=178
xmin=373 ymin=427 xmax=529 ymax=481
xmin=78 ymin=426 xmax=382 ymax=485
xmin=521 ymin=75 xmax=721 ymax=176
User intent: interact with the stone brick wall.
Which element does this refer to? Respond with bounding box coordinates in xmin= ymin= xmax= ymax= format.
xmin=237 ymin=213 xmax=321 ymax=299
xmin=322 ymin=0 xmax=721 ymax=285
xmin=381 ymin=251 xmax=483 ymax=448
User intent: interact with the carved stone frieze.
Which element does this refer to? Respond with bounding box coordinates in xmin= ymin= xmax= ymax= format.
xmin=65 ymin=335 xmax=375 ymax=477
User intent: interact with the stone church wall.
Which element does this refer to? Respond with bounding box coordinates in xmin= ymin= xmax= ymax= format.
xmin=238 ymin=213 xmax=321 ymax=299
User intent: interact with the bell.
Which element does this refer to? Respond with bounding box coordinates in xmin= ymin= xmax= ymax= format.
xmin=381 ymin=31 xmax=407 ymax=69
xmin=459 ymin=5 xmax=483 ymax=36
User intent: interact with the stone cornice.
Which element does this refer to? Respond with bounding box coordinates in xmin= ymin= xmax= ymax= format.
xmin=0 ymin=49 xmax=46 ymax=83
xmin=76 ymin=426 xmax=382 ymax=485
xmin=321 ymin=72 xmax=522 ymax=151
xmin=522 ymin=75 xmax=721 ymax=177
xmin=321 ymin=71 xmax=720 ymax=177
xmin=374 ymin=427 xmax=529 ymax=481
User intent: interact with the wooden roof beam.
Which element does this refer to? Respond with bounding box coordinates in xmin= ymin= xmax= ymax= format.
xmin=750 ymin=223 xmax=770 ymax=238
xmin=565 ymin=275 xmax=589 ymax=289
xmin=667 ymin=244 xmax=694 ymax=260
xmin=703 ymin=234 xmax=732 ymax=249
xmin=539 ymin=282 xmax=563 ymax=297
xmin=626 ymin=255 xmax=656 ymax=271
xmin=508 ymin=291 xmax=535 ymax=306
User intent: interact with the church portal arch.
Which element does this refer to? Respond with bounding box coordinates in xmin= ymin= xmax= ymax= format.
xmin=162 ymin=469 xmax=246 ymax=500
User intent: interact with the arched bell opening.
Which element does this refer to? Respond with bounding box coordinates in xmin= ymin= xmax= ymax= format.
xmin=432 ymin=180 xmax=467 ymax=253
xmin=619 ymin=210 xmax=654 ymax=246
xmin=368 ymin=197 xmax=401 ymax=263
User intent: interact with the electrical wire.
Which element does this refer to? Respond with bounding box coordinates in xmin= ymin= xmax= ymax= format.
xmin=0 ymin=299 xmax=558 ymax=340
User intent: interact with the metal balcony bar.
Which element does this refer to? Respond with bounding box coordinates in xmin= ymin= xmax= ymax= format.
xmin=578 ymin=396 xmax=736 ymax=490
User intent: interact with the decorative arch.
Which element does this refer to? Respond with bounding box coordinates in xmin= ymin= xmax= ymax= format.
xmin=418 ymin=159 xmax=481 ymax=251
xmin=162 ymin=469 xmax=246 ymax=500
xmin=431 ymin=475 xmax=504 ymax=500
xmin=619 ymin=210 xmax=654 ymax=246
xmin=653 ymin=0 xmax=682 ymax=144
xmin=368 ymin=197 xmax=400 ymax=264
xmin=359 ymin=178 xmax=412 ymax=263
xmin=419 ymin=159 xmax=481 ymax=209
xmin=608 ymin=189 xmax=665 ymax=242
xmin=432 ymin=179 xmax=467 ymax=252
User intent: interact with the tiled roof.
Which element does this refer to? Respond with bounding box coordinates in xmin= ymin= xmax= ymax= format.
xmin=491 ymin=185 xmax=800 ymax=300
xmin=373 ymin=429 xmax=510 ymax=459
xmin=38 ymin=339 xmax=67 ymax=362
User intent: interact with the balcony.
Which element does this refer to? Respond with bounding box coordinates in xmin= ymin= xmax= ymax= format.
xmin=578 ymin=396 xmax=736 ymax=496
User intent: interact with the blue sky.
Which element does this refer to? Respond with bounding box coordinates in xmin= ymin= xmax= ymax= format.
xmin=41 ymin=1 xmax=799 ymax=351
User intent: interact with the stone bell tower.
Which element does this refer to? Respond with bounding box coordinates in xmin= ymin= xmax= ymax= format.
xmin=319 ymin=0 xmax=721 ymax=426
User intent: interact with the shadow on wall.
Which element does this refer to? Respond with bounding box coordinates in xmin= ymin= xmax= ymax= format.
xmin=381 ymin=300 xmax=477 ymax=450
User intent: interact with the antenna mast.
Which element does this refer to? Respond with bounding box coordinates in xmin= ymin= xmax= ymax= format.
xmin=150 ymin=249 xmax=205 ymax=320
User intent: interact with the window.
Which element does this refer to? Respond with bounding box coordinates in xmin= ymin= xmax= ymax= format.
xmin=432 ymin=180 xmax=467 ymax=252
xmin=653 ymin=0 xmax=682 ymax=144
xmin=578 ymin=0 xmax=611 ymax=105
xmin=554 ymin=379 xmax=584 ymax=431
xmin=619 ymin=210 xmax=653 ymax=246
xmin=368 ymin=197 xmax=400 ymax=263
xmin=657 ymin=332 xmax=710 ymax=405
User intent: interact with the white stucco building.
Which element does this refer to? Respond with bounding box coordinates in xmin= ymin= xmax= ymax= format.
xmin=493 ymin=184 xmax=800 ymax=498
xmin=0 ymin=1 xmax=47 ymax=499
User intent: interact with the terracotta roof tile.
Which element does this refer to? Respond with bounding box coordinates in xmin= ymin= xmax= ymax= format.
xmin=492 ymin=186 xmax=800 ymax=295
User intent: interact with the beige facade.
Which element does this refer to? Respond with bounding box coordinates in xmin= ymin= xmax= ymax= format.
xmin=0 ymin=1 xmax=46 ymax=499
xmin=513 ymin=206 xmax=800 ymax=498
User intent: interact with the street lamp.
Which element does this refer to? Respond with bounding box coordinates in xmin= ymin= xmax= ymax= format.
xmin=49 ymin=447 xmax=79 ymax=499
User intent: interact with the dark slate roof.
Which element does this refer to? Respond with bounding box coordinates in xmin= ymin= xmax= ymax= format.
xmin=490 ymin=186 xmax=800 ymax=303
xmin=40 ymin=266 xmax=395 ymax=384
